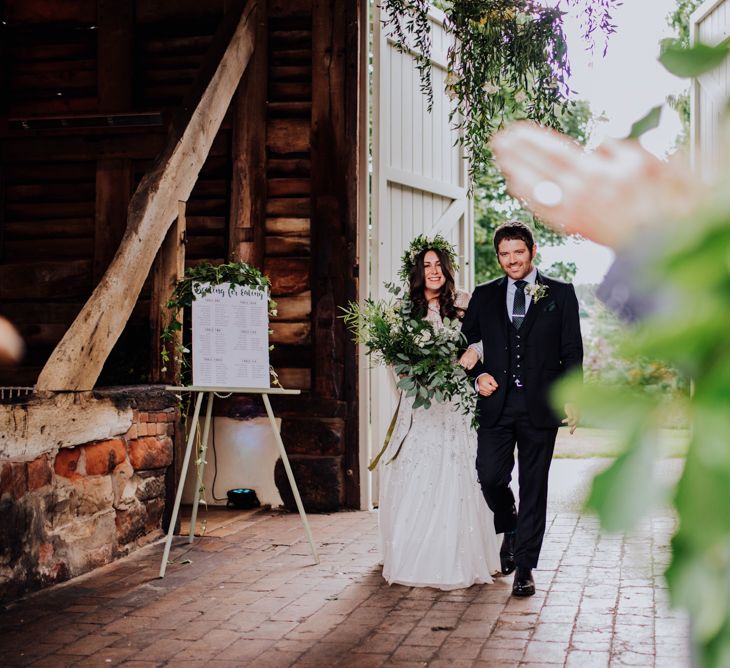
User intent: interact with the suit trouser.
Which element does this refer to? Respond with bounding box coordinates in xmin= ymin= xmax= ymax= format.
xmin=476 ymin=389 xmax=558 ymax=569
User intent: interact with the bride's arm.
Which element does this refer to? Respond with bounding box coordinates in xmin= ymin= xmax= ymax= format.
xmin=469 ymin=340 xmax=484 ymax=360
xmin=456 ymin=290 xmax=483 ymax=370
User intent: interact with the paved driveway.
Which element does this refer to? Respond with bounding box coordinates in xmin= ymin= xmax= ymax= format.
xmin=0 ymin=456 xmax=689 ymax=667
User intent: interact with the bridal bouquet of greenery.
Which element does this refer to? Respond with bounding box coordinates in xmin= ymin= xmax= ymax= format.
xmin=341 ymin=283 xmax=478 ymax=424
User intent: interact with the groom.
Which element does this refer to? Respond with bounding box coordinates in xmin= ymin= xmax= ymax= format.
xmin=462 ymin=220 xmax=583 ymax=597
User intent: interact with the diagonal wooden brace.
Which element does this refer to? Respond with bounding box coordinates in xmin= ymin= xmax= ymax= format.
xmin=36 ymin=1 xmax=258 ymax=391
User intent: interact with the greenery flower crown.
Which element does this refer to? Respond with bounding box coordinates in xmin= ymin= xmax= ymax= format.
xmin=398 ymin=234 xmax=460 ymax=282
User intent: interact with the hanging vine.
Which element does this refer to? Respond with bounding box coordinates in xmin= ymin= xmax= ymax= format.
xmin=380 ymin=0 xmax=619 ymax=178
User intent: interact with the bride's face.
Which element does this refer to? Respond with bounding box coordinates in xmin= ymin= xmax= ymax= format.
xmin=423 ymin=250 xmax=446 ymax=293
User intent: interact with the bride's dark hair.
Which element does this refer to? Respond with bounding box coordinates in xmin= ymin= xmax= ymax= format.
xmin=409 ymin=248 xmax=459 ymax=320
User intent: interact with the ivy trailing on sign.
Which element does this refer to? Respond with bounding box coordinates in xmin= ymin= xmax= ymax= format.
xmin=160 ymin=261 xmax=278 ymax=385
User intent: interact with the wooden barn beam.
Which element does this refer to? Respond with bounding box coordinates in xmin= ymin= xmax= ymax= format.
xmin=229 ymin=0 xmax=268 ymax=266
xmin=36 ymin=0 xmax=258 ymax=391
xmin=310 ymin=0 xmax=349 ymax=400
xmin=93 ymin=0 xmax=135 ymax=284
xmin=310 ymin=0 xmax=362 ymax=507
xmin=149 ymin=202 xmax=186 ymax=384
xmin=97 ymin=0 xmax=133 ymax=113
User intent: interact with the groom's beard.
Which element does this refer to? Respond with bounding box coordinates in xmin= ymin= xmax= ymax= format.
xmin=500 ymin=262 xmax=535 ymax=281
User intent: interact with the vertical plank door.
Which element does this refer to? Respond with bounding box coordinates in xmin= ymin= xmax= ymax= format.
xmin=691 ymin=0 xmax=730 ymax=179
xmin=370 ymin=4 xmax=473 ymax=505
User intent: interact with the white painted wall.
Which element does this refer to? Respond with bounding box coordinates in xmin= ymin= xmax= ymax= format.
xmin=691 ymin=0 xmax=730 ymax=178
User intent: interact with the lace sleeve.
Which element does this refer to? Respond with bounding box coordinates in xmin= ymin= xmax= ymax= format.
xmin=468 ymin=339 xmax=484 ymax=361
xmin=454 ymin=289 xmax=471 ymax=311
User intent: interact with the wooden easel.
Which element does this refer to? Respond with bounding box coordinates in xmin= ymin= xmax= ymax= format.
xmin=159 ymin=385 xmax=319 ymax=577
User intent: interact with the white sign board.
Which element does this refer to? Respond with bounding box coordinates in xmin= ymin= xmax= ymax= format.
xmin=191 ymin=282 xmax=270 ymax=388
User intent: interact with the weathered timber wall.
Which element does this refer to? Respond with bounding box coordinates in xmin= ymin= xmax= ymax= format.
xmin=0 ymin=0 xmax=232 ymax=387
xmin=0 ymin=0 xmax=362 ymax=523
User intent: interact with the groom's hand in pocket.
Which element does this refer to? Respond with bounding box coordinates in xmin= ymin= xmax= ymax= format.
xmin=563 ymin=403 xmax=579 ymax=434
xmin=476 ymin=373 xmax=498 ymax=397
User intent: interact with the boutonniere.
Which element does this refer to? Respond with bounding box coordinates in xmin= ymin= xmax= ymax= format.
xmin=526 ymin=283 xmax=549 ymax=303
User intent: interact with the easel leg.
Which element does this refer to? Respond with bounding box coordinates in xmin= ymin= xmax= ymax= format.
xmin=262 ymin=394 xmax=320 ymax=564
xmin=159 ymin=391 xmax=205 ymax=577
xmin=189 ymin=392 xmax=215 ymax=542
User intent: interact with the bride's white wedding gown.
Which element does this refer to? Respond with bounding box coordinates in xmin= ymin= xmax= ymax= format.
xmin=379 ymin=294 xmax=501 ymax=590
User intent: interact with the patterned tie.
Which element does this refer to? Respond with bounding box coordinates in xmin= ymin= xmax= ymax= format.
xmin=512 ymin=279 xmax=527 ymax=329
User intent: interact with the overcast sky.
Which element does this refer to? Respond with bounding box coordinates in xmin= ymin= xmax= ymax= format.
xmin=539 ymin=0 xmax=687 ymax=284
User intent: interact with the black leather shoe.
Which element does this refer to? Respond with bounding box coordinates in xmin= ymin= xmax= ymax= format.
xmin=500 ymin=531 xmax=516 ymax=575
xmin=512 ymin=567 xmax=535 ymax=597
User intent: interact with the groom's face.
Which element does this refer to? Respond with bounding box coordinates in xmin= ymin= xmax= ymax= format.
xmin=497 ymin=238 xmax=536 ymax=280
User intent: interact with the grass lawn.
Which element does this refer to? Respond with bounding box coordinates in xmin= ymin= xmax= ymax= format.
xmin=554 ymin=427 xmax=689 ymax=459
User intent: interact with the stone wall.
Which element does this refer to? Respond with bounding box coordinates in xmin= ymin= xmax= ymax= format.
xmin=0 ymin=388 xmax=177 ymax=602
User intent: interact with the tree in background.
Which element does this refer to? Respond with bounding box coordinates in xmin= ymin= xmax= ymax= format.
xmin=666 ymin=0 xmax=702 ymax=145
xmin=474 ymin=99 xmax=592 ymax=283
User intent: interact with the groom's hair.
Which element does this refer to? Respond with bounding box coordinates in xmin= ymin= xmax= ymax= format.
xmin=493 ymin=220 xmax=535 ymax=253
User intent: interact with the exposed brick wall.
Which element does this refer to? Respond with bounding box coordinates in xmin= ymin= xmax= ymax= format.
xmin=0 ymin=402 xmax=177 ymax=602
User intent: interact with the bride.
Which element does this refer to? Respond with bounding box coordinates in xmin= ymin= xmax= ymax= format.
xmin=378 ymin=236 xmax=500 ymax=589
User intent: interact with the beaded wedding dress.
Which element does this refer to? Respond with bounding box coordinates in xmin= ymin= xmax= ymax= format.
xmin=379 ymin=292 xmax=501 ymax=590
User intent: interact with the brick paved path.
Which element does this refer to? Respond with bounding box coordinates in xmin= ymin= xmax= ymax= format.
xmin=0 ymin=491 xmax=690 ymax=668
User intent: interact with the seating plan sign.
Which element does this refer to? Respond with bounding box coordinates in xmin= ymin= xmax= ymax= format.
xmin=191 ymin=281 xmax=270 ymax=388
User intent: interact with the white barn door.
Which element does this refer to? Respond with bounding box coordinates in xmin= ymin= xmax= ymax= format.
xmin=368 ymin=4 xmax=473 ymax=505
xmin=691 ymin=0 xmax=730 ymax=179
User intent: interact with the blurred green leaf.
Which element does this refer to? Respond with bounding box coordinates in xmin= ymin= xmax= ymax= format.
xmin=659 ymin=40 xmax=730 ymax=77
xmin=627 ymin=105 xmax=663 ymax=139
xmin=585 ymin=427 xmax=665 ymax=532
xmin=665 ymin=427 xmax=730 ymax=662
xmin=552 ymin=372 xmax=655 ymax=429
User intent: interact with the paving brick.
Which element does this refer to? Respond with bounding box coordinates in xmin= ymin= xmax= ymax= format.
xmin=435 ymin=636 xmax=483 ymax=659
xmin=133 ymin=638 xmax=190 ymax=662
xmin=448 ymin=619 xmax=497 ymax=639
xmin=351 ymin=631 xmax=406 ymax=654
xmin=478 ymin=646 xmax=525 ymax=662
xmin=531 ymin=621 xmax=573 ymax=643
xmin=566 ymin=649 xmax=610 ymax=668
xmin=390 ymin=643 xmax=440 ymax=663
xmin=0 ymin=501 xmax=690 ymax=668
xmin=55 ymin=633 xmax=120 ymax=656
xmin=252 ymin=648 xmax=307 ymax=667
xmin=571 ymin=629 xmax=612 ymax=651
xmin=522 ymin=640 xmax=569 ymax=664
xmin=213 ymin=638 xmax=275 ymax=662
xmin=83 ymin=646 xmax=138 ymax=665
xmin=341 ymin=654 xmax=390 ymax=667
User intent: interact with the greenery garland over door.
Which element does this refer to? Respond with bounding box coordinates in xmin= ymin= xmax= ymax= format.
xmin=379 ymin=0 xmax=619 ymax=180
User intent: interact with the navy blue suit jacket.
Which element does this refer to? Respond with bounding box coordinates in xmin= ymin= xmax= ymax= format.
xmin=462 ymin=273 xmax=583 ymax=429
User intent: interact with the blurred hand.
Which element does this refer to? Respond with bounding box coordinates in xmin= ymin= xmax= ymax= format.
xmin=563 ymin=403 xmax=579 ymax=435
xmin=0 ymin=317 xmax=24 ymax=365
xmin=477 ymin=373 xmax=498 ymax=397
xmin=491 ymin=121 xmax=700 ymax=250
xmin=459 ymin=347 xmax=479 ymax=370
